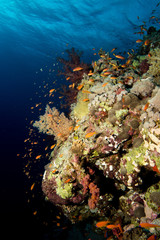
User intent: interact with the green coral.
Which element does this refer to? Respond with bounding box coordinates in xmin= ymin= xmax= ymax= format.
xmin=145 ymin=181 xmax=160 ymax=211
xmin=115 ymin=109 xmax=128 ymax=121
xmin=56 ymin=177 xmax=73 ymax=199
xmin=122 ymin=144 xmax=147 ymax=174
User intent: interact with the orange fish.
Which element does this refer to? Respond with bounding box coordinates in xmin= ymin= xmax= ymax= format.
xmin=33 ymin=211 xmax=37 ymax=215
xmin=144 ymin=39 xmax=150 ymax=46
xmin=148 ymin=53 xmax=152 ymax=57
xmin=77 ymin=84 xmax=84 ymax=90
xmin=103 ymin=68 xmax=109 ymax=72
xmin=144 ymin=102 xmax=149 ymax=111
xmin=136 ymin=39 xmax=143 ymax=43
xmin=96 ymin=220 xmax=110 ymax=228
xmin=89 ymin=78 xmax=94 ymax=82
xmin=102 ymin=82 xmax=108 ymax=87
xmin=82 ymin=98 xmax=89 ymax=102
xmin=139 ymin=223 xmax=160 ymax=228
xmin=50 ymin=144 xmax=56 ymax=149
xmin=64 ymin=178 xmax=71 ymax=183
xmin=73 ymin=67 xmax=83 ymax=72
xmin=113 ymin=54 xmax=125 ymax=60
xmin=88 ymin=72 xmax=93 ymax=76
xmin=35 ymin=155 xmax=42 ymax=159
xmin=121 ymin=64 xmax=127 ymax=68
xmin=74 ymin=125 xmax=80 ymax=131
xmin=106 ymin=224 xmax=121 ymax=230
xmin=85 ymin=131 xmax=96 ymax=138
xmin=82 ymin=90 xmax=91 ymax=94
xmin=147 ymin=235 xmax=157 ymax=240
xmin=49 ymin=89 xmax=55 ymax=93
xmin=111 ymin=47 xmax=117 ymax=52
xmin=126 ymin=59 xmax=131 ymax=65
xmin=30 ymin=183 xmax=35 ymax=191
xmin=103 ymin=71 xmax=113 ymax=76
xmin=66 ymin=77 xmax=70 ymax=80
xmin=52 ymin=170 xmax=57 ymax=174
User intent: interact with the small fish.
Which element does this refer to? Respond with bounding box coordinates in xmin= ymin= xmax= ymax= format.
xmin=148 ymin=53 xmax=152 ymax=57
xmin=56 ymin=216 xmax=61 ymax=219
xmin=69 ymin=83 xmax=75 ymax=89
xmin=103 ymin=68 xmax=109 ymax=72
xmin=89 ymin=78 xmax=94 ymax=82
xmin=74 ymin=125 xmax=80 ymax=131
xmin=52 ymin=170 xmax=57 ymax=174
xmin=147 ymin=235 xmax=157 ymax=240
xmin=103 ymin=71 xmax=113 ymax=75
xmin=96 ymin=220 xmax=110 ymax=228
xmin=126 ymin=59 xmax=131 ymax=65
xmin=88 ymin=71 xmax=93 ymax=76
xmin=121 ymin=64 xmax=127 ymax=68
xmin=85 ymin=131 xmax=96 ymax=138
xmin=144 ymin=39 xmax=150 ymax=46
xmin=102 ymin=82 xmax=108 ymax=87
xmin=30 ymin=183 xmax=35 ymax=191
xmin=64 ymin=178 xmax=71 ymax=183
xmin=106 ymin=224 xmax=121 ymax=229
xmin=100 ymin=55 xmax=106 ymax=58
xmin=50 ymin=144 xmax=56 ymax=149
xmin=144 ymin=102 xmax=149 ymax=111
xmin=77 ymin=84 xmax=84 ymax=90
xmin=73 ymin=67 xmax=83 ymax=72
xmin=111 ymin=47 xmax=117 ymax=52
xmin=139 ymin=223 xmax=160 ymax=228
xmin=136 ymin=39 xmax=143 ymax=43
xmin=33 ymin=211 xmax=37 ymax=215
xmin=82 ymin=90 xmax=91 ymax=94
xmin=113 ymin=54 xmax=125 ymax=60
xmin=82 ymin=98 xmax=89 ymax=102
xmin=35 ymin=155 xmax=42 ymax=159
xmin=49 ymin=89 xmax=55 ymax=93
xmin=66 ymin=77 xmax=70 ymax=80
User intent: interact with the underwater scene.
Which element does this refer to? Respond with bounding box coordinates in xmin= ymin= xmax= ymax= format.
xmin=1 ymin=1 xmax=160 ymax=240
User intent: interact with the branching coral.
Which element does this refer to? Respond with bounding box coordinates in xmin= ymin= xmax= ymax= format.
xmin=33 ymin=105 xmax=73 ymax=142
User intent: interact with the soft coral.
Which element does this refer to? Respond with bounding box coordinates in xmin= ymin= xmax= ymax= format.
xmin=57 ymin=48 xmax=90 ymax=110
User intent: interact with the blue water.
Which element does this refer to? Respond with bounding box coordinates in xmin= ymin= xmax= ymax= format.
xmin=1 ymin=1 xmax=159 ymax=239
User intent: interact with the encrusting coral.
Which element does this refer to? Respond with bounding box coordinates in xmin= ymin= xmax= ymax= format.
xmin=33 ymin=32 xmax=160 ymax=238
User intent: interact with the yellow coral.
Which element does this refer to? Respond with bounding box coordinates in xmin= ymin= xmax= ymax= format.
xmin=72 ymin=91 xmax=89 ymax=119
xmin=147 ymin=47 xmax=160 ymax=78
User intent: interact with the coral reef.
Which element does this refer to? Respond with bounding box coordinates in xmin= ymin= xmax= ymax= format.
xmin=33 ymin=32 xmax=160 ymax=239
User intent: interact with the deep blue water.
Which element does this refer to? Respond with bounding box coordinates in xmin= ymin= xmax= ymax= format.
xmin=1 ymin=1 xmax=160 ymax=239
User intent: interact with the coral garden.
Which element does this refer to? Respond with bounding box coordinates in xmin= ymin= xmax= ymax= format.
xmin=33 ymin=27 xmax=160 ymax=239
